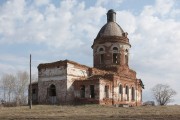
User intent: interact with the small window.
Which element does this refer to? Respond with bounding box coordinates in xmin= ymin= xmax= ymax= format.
xmin=100 ymin=54 xmax=104 ymax=64
xmin=113 ymin=53 xmax=118 ymax=64
xmin=126 ymin=85 xmax=129 ymax=101
xmin=99 ymin=48 xmax=104 ymax=52
xmin=131 ymin=87 xmax=135 ymax=100
xmin=119 ymin=85 xmax=122 ymax=94
xmin=113 ymin=47 xmax=118 ymax=51
xmin=141 ymin=90 xmax=142 ymax=102
xmin=125 ymin=86 xmax=129 ymax=94
xmin=125 ymin=55 xmax=128 ymax=65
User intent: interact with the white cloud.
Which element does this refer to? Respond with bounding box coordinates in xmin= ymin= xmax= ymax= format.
xmin=155 ymin=0 xmax=175 ymax=16
xmin=34 ymin=0 xmax=50 ymax=6
xmin=0 ymin=0 xmax=106 ymax=49
xmin=96 ymin=0 xmax=123 ymax=7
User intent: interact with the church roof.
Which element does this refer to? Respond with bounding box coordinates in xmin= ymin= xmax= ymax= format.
xmin=37 ymin=59 xmax=90 ymax=69
xmin=96 ymin=22 xmax=124 ymax=39
xmin=95 ymin=9 xmax=124 ymax=39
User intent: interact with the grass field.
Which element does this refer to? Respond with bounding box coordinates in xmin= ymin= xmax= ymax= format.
xmin=0 ymin=105 xmax=180 ymax=120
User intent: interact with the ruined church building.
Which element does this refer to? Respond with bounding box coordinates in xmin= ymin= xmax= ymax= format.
xmin=31 ymin=9 xmax=144 ymax=106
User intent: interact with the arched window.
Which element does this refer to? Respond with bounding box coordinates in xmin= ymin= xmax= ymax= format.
xmin=100 ymin=54 xmax=104 ymax=64
xmin=125 ymin=49 xmax=128 ymax=65
xmin=113 ymin=47 xmax=118 ymax=51
xmin=141 ymin=90 xmax=142 ymax=102
xmin=125 ymin=85 xmax=129 ymax=101
xmin=49 ymin=84 xmax=56 ymax=96
xmin=99 ymin=48 xmax=104 ymax=52
xmin=104 ymin=85 xmax=109 ymax=98
xmin=131 ymin=87 xmax=135 ymax=100
xmin=99 ymin=48 xmax=104 ymax=64
xmin=113 ymin=47 xmax=118 ymax=64
xmin=113 ymin=53 xmax=118 ymax=64
xmin=119 ymin=84 xmax=122 ymax=94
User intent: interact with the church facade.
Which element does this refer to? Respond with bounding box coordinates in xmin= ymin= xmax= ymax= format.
xmin=31 ymin=9 xmax=144 ymax=106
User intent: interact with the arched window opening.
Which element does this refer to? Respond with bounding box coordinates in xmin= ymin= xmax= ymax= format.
xmin=125 ymin=49 xmax=128 ymax=65
xmin=99 ymin=48 xmax=104 ymax=52
xmin=104 ymin=85 xmax=109 ymax=98
xmin=113 ymin=53 xmax=118 ymax=64
xmin=141 ymin=90 xmax=142 ymax=102
xmin=113 ymin=47 xmax=118 ymax=51
xmin=112 ymin=47 xmax=118 ymax=64
xmin=131 ymin=87 xmax=135 ymax=101
xmin=49 ymin=84 xmax=56 ymax=96
xmin=125 ymin=55 xmax=128 ymax=65
xmin=80 ymin=85 xmax=85 ymax=98
xmin=99 ymin=47 xmax=104 ymax=64
xmin=125 ymin=85 xmax=129 ymax=101
xmin=119 ymin=85 xmax=122 ymax=94
xmin=100 ymin=54 xmax=104 ymax=64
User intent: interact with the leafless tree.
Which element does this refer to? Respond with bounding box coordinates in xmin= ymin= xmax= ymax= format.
xmin=1 ymin=71 xmax=29 ymax=106
xmin=1 ymin=74 xmax=16 ymax=102
xmin=14 ymin=71 xmax=29 ymax=105
xmin=152 ymin=84 xmax=177 ymax=106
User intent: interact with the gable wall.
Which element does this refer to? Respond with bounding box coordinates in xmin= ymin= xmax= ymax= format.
xmin=38 ymin=65 xmax=67 ymax=104
xmin=66 ymin=63 xmax=89 ymax=102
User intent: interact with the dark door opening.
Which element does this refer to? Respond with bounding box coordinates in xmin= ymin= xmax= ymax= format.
xmin=90 ymin=85 xmax=95 ymax=98
xmin=80 ymin=85 xmax=85 ymax=98
xmin=48 ymin=84 xmax=57 ymax=104
xmin=105 ymin=86 xmax=109 ymax=98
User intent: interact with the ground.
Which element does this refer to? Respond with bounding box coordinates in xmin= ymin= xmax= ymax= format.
xmin=0 ymin=105 xmax=180 ymax=120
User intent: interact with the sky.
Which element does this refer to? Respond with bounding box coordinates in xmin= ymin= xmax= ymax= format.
xmin=0 ymin=0 xmax=180 ymax=104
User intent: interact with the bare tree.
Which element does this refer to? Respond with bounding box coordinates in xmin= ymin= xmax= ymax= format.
xmin=15 ymin=71 xmax=29 ymax=105
xmin=1 ymin=71 xmax=29 ymax=106
xmin=1 ymin=74 xmax=16 ymax=102
xmin=152 ymin=84 xmax=177 ymax=106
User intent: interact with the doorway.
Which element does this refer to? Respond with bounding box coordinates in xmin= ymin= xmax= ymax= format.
xmin=48 ymin=84 xmax=57 ymax=104
xmin=90 ymin=85 xmax=95 ymax=98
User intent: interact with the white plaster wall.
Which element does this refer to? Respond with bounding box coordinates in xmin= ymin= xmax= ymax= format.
xmin=134 ymin=89 xmax=141 ymax=102
xmin=39 ymin=66 xmax=67 ymax=81
xmin=99 ymin=83 xmax=104 ymax=100
xmin=67 ymin=63 xmax=88 ymax=77
xmin=114 ymin=86 xmax=119 ymax=101
xmin=67 ymin=63 xmax=88 ymax=89
xmin=123 ymin=87 xmax=125 ymax=101
xmin=129 ymin=88 xmax=131 ymax=101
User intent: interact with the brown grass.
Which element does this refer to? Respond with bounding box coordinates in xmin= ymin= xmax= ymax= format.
xmin=0 ymin=105 xmax=180 ymax=120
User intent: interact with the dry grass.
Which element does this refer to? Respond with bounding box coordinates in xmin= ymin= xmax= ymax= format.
xmin=0 ymin=105 xmax=180 ymax=120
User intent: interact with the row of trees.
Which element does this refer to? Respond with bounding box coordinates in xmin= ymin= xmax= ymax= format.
xmin=0 ymin=71 xmax=30 ymax=106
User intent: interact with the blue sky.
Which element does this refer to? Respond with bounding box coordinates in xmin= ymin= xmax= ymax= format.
xmin=0 ymin=0 xmax=180 ymax=104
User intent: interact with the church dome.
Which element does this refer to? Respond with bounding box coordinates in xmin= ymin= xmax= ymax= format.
xmin=96 ymin=22 xmax=124 ymax=39
xmin=95 ymin=9 xmax=125 ymax=40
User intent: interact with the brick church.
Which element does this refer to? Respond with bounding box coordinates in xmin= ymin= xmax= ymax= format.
xmin=31 ymin=9 xmax=144 ymax=106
